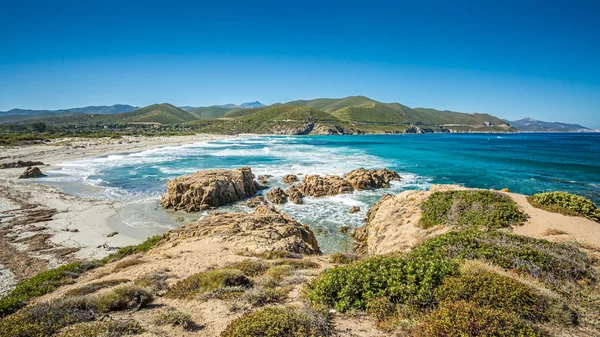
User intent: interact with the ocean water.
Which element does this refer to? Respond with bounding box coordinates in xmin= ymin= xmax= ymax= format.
xmin=42 ymin=133 xmax=600 ymax=252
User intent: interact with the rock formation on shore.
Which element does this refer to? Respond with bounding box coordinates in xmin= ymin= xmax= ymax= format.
xmin=18 ymin=166 xmax=46 ymax=179
xmin=344 ymin=168 xmax=401 ymax=190
xmin=266 ymin=187 xmax=288 ymax=204
xmin=163 ymin=205 xmax=320 ymax=254
xmin=294 ymin=174 xmax=354 ymax=197
xmin=160 ymin=167 xmax=260 ymax=211
xmin=352 ymin=185 xmax=463 ymax=255
xmin=282 ymin=174 xmax=298 ymax=184
xmin=1 ymin=161 xmax=45 ymax=169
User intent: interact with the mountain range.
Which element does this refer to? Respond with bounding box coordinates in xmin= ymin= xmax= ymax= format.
xmin=508 ymin=118 xmax=591 ymax=132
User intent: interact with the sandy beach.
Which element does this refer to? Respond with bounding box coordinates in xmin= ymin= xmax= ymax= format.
xmin=0 ymin=134 xmax=243 ymax=294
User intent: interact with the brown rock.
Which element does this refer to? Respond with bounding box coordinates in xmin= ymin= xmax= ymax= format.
xmin=160 ymin=167 xmax=260 ymax=212
xmin=294 ymin=174 xmax=354 ymax=198
xmin=344 ymin=168 xmax=401 ymax=190
xmin=257 ymin=175 xmax=272 ymax=185
xmin=266 ymin=187 xmax=288 ymax=204
xmin=163 ymin=205 xmax=320 ymax=254
xmin=285 ymin=186 xmax=304 ymax=204
xmin=18 ymin=166 xmax=46 ymax=179
xmin=282 ymin=174 xmax=298 ymax=184
xmin=245 ymin=196 xmax=268 ymax=208
xmin=106 ymin=231 xmax=119 ymax=237
xmin=349 ymin=206 xmax=361 ymax=214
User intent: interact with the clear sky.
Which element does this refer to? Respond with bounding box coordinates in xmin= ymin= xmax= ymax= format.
xmin=1 ymin=0 xmax=599 ymax=127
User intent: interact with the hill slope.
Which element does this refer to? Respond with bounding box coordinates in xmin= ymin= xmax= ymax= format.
xmin=236 ymin=105 xmax=340 ymax=122
xmin=187 ymin=106 xmax=235 ymax=120
xmin=123 ymin=104 xmax=198 ymax=124
xmin=510 ymin=118 xmax=590 ymax=132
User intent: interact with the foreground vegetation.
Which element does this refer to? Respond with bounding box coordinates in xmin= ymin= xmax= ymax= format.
xmin=528 ymin=191 xmax=600 ymax=222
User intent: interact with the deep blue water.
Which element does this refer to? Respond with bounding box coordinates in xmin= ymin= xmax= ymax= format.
xmin=45 ymin=133 xmax=600 ymax=252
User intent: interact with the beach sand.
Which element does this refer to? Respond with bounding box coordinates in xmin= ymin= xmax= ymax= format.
xmin=0 ymin=134 xmax=243 ymax=294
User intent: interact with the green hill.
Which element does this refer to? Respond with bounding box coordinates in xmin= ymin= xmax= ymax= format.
xmin=410 ymin=108 xmax=507 ymax=125
xmin=123 ymin=104 xmax=198 ymax=124
xmin=187 ymin=106 xmax=234 ymax=120
xmin=235 ymin=105 xmax=340 ymax=122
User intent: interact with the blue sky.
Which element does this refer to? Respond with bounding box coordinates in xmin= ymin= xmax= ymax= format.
xmin=1 ymin=0 xmax=599 ymax=127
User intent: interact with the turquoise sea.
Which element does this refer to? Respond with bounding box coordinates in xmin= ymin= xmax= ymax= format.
xmin=44 ymin=133 xmax=600 ymax=252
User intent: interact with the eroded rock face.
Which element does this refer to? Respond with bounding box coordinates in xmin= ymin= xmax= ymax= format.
xmin=344 ymin=168 xmax=401 ymax=190
xmin=294 ymin=175 xmax=354 ymax=198
xmin=282 ymin=174 xmax=298 ymax=184
xmin=161 ymin=167 xmax=260 ymax=212
xmin=266 ymin=187 xmax=288 ymax=204
xmin=245 ymin=196 xmax=268 ymax=208
xmin=285 ymin=186 xmax=304 ymax=204
xmin=352 ymin=185 xmax=463 ymax=255
xmin=18 ymin=167 xmax=45 ymax=179
xmin=163 ymin=205 xmax=320 ymax=254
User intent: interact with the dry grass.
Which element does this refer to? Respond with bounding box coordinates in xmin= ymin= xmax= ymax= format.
xmin=544 ymin=228 xmax=569 ymax=236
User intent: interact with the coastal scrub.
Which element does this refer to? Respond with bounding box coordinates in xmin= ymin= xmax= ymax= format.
xmin=528 ymin=191 xmax=600 ymax=221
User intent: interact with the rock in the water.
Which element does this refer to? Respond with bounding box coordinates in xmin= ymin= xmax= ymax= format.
xmin=163 ymin=205 xmax=320 ymax=254
xmin=1 ymin=161 xmax=45 ymax=169
xmin=18 ymin=166 xmax=45 ymax=179
xmin=245 ymin=196 xmax=268 ymax=208
xmin=160 ymin=167 xmax=260 ymax=212
xmin=257 ymin=175 xmax=272 ymax=185
xmin=285 ymin=186 xmax=304 ymax=204
xmin=282 ymin=174 xmax=298 ymax=184
xmin=266 ymin=187 xmax=288 ymax=204
xmin=294 ymin=174 xmax=354 ymax=198
xmin=344 ymin=168 xmax=401 ymax=190
xmin=349 ymin=206 xmax=360 ymax=214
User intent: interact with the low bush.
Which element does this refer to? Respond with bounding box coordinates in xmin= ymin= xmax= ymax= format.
xmin=410 ymin=230 xmax=598 ymax=290
xmin=419 ymin=190 xmax=525 ymax=229
xmin=64 ymin=279 xmax=130 ymax=297
xmin=329 ymin=253 xmax=359 ymax=264
xmin=0 ymin=261 xmax=100 ymax=317
xmin=242 ymin=286 xmax=291 ymax=307
xmin=272 ymin=258 xmax=320 ymax=269
xmin=93 ymin=285 xmax=153 ymax=312
xmin=165 ymin=269 xmax=252 ymax=299
xmin=227 ymin=259 xmax=270 ymax=277
xmin=55 ymin=319 xmax=143 ymax=337
xmin=306 ymin=255 xmax=457 ymax=312
xmin=434 ymin=268 xmax=550 ymax=322
xmin=265 ymin=265 xmax=294 ymax=281
xmin=237 ymin=250 xmax=300 ymax=260
xmin=412 ymin=301 xmax=547 ymax=337
xmin=112 ymin=257 xmax=145 ymax=272
xmin=220 ymin=306 xmax=330 ymax=337
xmin=152 ymin=307 xmax=194 ymax=330
xmin=543 ymin=228 xmax=569 ymax=236
xmin=528 ymin=192 xmax=599 ymax=221
xmin=134 ymin=272 xmax=169 ymax=292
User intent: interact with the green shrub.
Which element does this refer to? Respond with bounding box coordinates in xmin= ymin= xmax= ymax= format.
xmin=93 ymin=285 xmax=153 ymax=312
xmin=55 ymin=319 xmax=143 ymax=337
xmin=102 ymin=235 xmax=162 ymax=263
xmin=412 ymin=301 xmax=547 ymax=337
xmin=220 ymin=306 xmax=330 ymax=337
xmin=134 ymin=272 xmax=169 ymax=292
xmin=237 ymin=250 xmax=300 ymax=260
xmin=227 ymin=259 xmax=270 ymax=277
xmin=329 ymin=253 xmax=359 ymax=264
xmin=271 ymin=258 xmax=320 ymax=269
xmin=419 ymin=190 xmax=525 ymax=229
xmin=64 ymin=279 xmax=130 ymax=297
xmin=165 ymin=269 xmax=252 ymax=299
xmin=307 ymin=255 xmax=457 ymax=312
xmin=528 ymin=192 xmax=599 ymax=221
xmin=242 ymin=286 xmax=291 ymax=307
xmin=0 ymin=261 xmax=100 ymax=317
xmin=410 ymin=230 xmax=598 ymax=290
xmin=152 ymin=308 xmax=194 ymax=329
xmin=434 ymin=269 xmax=549 ymax=322
xmin=265 ymin=265 xmax=294 ymax=281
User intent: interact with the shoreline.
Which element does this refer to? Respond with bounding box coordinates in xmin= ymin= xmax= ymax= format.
xmin=0 ymin=133 xmax=251 ymax=294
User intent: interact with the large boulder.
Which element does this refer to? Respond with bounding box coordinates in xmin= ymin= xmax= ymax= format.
xmin=18 ymin=166 xmax=46 ymax=179
xmin=163 ymin=205 xmax=320 ymax=254
xmin=352 ymin=185 xmax=462 ymax=255
xmin=161 ymin=167 xmax=260 ymax=212
xmin=294 ymin=174 xmax=354 ymax=198
xmin=344 ymin=168 xmax=401 ymax=190
xmin=282 ymin=174 xmax=298 ymax=184
xmin=285 ymin=186 xmax=304 ymax=204
xmin=266 ymin=187 xmax=288 ymax=204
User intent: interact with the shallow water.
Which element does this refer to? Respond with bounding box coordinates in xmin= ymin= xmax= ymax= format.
xmin=43 ymin=133 xmax=600 ymax=253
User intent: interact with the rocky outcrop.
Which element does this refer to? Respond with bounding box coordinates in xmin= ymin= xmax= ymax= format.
xmin=257 ymin=175 xmax=272 ymax=185
xmin=294 ymin=175 xmax=354 ymax=197
xmin=266 ymin=187 xmax=288 ymax=204
xmin=160 ymin=167 xmax=260 ymax=212
xmin=1 ymin=161 xmax=45 ymax=169
xmin=309 ymin=124 xmax=363 ymax=135
xmin=18 ymin=167 xmax=45 ymax=179
xmin=282 ymin=174 xmax=298 ymax=184
xmin=245 ymin=196 xmax=268 ymax=208
xmin=285 ymin=186 xmax=304 ymax=204
xmin=163 ymin=205 xmax=320 ymax=254
xmin=344 ymin=168 xmax=401 ymax=190
xmin=349 ymin=206 xmax=360 ymax=214
xmin=352 ymin=185 xmax=463 ymax=255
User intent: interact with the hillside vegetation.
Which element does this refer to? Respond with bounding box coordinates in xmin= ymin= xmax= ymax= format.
xmin=123 ymin=104 xmax=197 ymax=124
